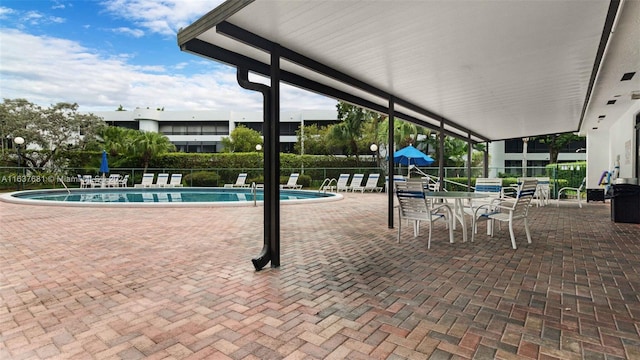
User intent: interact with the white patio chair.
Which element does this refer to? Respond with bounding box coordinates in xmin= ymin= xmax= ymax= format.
xmin=134 ymin=173 xmax=155 ymax=188
xmin=225 ymin=173 xmax=250 ymax=188
xmin=336 ymin=174 xmax=351 ymax=192
xmin=347 ymin=173 xmax=364 ymax=192
xmin=106 ymin=174 xmax=120 ymax=188
xmin=535 ymin=177 xmax=550 ymax=207
xmin=154 ymin=173 xmax=170 ymax=187
xmin=168 ymin=173 xmax=183 ymax=187
xmin=395 ymin=181 xmax=453 ymax=249
xmin=471 ymin=178 xmax=538 ymax=249
xmin=118 ymin=174 xmax=129 ymax=187
xmin=281 ymin=173 xmax=303 ymax=189
xmin=557 ymin=177 xmax=586 ymax=208
xmin=354 ymin=173 xmax=383 ymax=192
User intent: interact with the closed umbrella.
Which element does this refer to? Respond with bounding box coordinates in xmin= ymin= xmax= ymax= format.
xmin=99 ymin=150 xmax=109 ymax=177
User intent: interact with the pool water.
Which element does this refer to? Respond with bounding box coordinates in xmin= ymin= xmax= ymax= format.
xmin=2 ymin=187 xmax=341 ymax=207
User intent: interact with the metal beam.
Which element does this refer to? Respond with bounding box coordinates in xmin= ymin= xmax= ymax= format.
xmin=388 ymin=97 xmax=395 ymax=229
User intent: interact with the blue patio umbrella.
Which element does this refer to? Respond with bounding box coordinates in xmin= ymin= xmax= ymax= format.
xmin=393 ymin=145 xmax=434 ymax=176
xmin=393 ymin=145 xmax=434 ymax=166
xmin=99 ymin=150 xmax=109 ymax=175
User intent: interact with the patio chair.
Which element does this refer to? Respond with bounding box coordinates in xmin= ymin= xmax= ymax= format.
xmin=347 ymin=173 xmax=364 ymax=191
xmin=154 ymin=173 xmax=170 ymax=187
xmin=471 ymin=178 xmax=538 ymax=249
xmin=168 ymin=173 xmax=183 ymax=187
xmin=134 ymin=173 xmax=155 ymax=188
xmin=118 ymin=174 xmax=129 ymax=187
xmin=106 ymin=174 xmax=120 ymax=188
xmin=464 ymin=178 xmax=503 ymax=213
xmin=534 ymin=177 xmax=550 ymax=207
xmin=557 ymin=177 xmax=586 ymax=208
xmin=385 ymin=174 xmax=406 ymax=192
xmin=281 ymin=173 xmax=303 ymax=189
xmin=78 ymin=175 xmax=92 ymax=188
xmin=336 ymin=174 xmax=351 ymax=192
xmin=225 ymin=173 xmax=250 ymax=188
xmin=354 ymin=173 xmax=383 ymax=192
xmin=395 ymin=181 xmax=453 ymax=249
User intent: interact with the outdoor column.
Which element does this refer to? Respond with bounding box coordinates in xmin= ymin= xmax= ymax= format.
xmin=467 ymin=133 xmax=472 ymax=190
xmin=267 ymin=45 xmax=281 ymax=268
xmin=484 ymin=142 xmax=489 ymax=177
xmin=439 ymin=120 xmax=445 ymax=190
xmin=388 ymin=96 xmax=395 ymax=228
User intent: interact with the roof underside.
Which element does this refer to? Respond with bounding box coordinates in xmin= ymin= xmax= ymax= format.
xmin=178 ymin=0 xmax=639 ymax=143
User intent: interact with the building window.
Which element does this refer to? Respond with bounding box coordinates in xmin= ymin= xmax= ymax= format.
xmin=160 ymin=122 xmax=228 ymax=135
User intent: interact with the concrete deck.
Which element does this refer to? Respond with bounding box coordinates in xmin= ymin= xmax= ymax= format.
xmin=1 ymin=193 xmax=639 ymax=359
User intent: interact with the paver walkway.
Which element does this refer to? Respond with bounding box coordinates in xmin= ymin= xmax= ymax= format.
xmin=1 ymin=193 xmax=639 ymax=359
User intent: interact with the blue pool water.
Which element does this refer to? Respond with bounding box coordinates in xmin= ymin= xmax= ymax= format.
xmin=2 ymin=187 xmax=341 ymax=207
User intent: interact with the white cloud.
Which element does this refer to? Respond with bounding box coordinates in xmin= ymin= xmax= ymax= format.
xmin=101 ymin=0 xmax=226 ymax=36
xmin=0 ymin=29 xmax=336 ymax=112
xmin=112 ymin=27 xmax=145 ymax=38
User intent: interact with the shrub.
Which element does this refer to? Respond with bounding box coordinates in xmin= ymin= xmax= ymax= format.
xmin=183 ymin=171 xmax=221 ymax=187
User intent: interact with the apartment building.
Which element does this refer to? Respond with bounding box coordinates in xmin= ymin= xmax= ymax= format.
xmin=93 ymin=108 xmax=340 ymax=153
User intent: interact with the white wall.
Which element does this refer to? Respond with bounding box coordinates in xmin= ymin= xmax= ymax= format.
xmin=586 ymin=128 xmax=610 ymax=188
xmin=607 ymin=101 xmax=640 ymax=180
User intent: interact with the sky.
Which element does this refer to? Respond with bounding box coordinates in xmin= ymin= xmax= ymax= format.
xmin=0 ymin=0 xmax=337 ymax=112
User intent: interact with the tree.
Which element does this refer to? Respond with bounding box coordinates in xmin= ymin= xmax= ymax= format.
xmin=330 ymin=102 xmax=367 ymax=157
xmin=0 ymin=98 xmax=105 ymax=169
xmin=133 ymin=131 xmax=176 ymax=172
xmin=534 ymin=133 xmax=585 ymax=164
xmin=295 ymin=124 xmax=332 ymax=155
xmin=221 ymin=125 xmax=263 ymax=153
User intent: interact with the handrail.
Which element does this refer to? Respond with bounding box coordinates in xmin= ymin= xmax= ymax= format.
xmin=318 ymin=178 xmax=337 ymax=193
xmin=251 ymin=182 xmax=257 ymax=206
xmin=57 ymin=176 xmax=71 ymax=194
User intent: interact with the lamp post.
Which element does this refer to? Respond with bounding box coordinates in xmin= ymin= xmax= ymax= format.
xmin=14 ymin=136 xmax=24 ymax=191
xmin=370 ymin=143 xmax=378 ymax=167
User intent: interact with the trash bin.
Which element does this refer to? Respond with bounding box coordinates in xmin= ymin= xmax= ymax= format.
xmin=611 ymin=184 xmax=640 ymax=224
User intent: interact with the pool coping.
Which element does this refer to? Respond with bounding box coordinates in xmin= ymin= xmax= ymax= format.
xmin=0 ymin=187 xmax=344 ymax=208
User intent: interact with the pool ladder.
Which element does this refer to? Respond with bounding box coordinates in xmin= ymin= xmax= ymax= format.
xmin=318 ymin=178 xmax=337 ymax=193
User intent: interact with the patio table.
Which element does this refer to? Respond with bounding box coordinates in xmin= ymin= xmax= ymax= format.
xmin=425 ymin=191 xmax=489 ymax=243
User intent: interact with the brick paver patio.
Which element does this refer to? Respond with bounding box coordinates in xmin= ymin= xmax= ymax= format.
xmin=1 ymin=192 xmax=639 ymax=359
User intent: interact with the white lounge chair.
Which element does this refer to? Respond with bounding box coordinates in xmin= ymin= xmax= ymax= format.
xmin=336 ymin=174 xmax=351 ymax=192
xmin=154 ymin=173 xmax=170 ymax=187
xmin=354 ymin=173 xmax=383 ymax=192
xmin=347 ymin=173 xmax=364 ymax=192
xmin=225 ymin=173 xmax=250 ymax=188
xmin=385 ymin=175 xmax=406 ymax=192
xmin=281 ymin=173 xmax=302 ymax=189
xmin=78 ymin=175 xmax=92 ymax=188
xmin=395 ymin=181 xmax=453 ymax=249
xmin=471 ymin=178 xmax=538 ymax=249
xmin=168 ymin=174 xmax=183 ymax=187
xmin=557 ymin=177 xmax=586 ymax=208
xmin=134 ymin=173 xmax=155 ymax=188
xmin=534 ymin=177 xmax=550 ymax=207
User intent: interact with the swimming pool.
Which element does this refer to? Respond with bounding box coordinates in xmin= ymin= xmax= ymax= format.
xmin=0 ymin=187 xmax=342 ymax=207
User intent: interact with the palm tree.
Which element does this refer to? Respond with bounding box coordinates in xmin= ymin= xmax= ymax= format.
xmin=134 ymin=131 xmax=176 ymax=172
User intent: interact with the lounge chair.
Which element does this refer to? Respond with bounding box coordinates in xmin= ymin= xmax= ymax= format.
xmin=557 ymin=177 xmax=586 ymax=208
xmin=395 ymin=181 xmax=453 ymax=249
xmin=347 ymin=173 xmax=364 ymax=191
xmin=168 ymin=174 xmax=183 ymax=187
xmin=385 ymin=174 xmax=406 ymax=192
xmin=534 ymin=177 xmax=550 ymax=206
xmin=154 ymin=173 xmax=170 ymax=187
xmin=134 ymin=173 xmax=155 ymax=188
xmin=336 ymin=174 xmax=351 ymax=192
xmin=281 ymin=173 xmax=303 ymax=189
xmin=354 ymin=173 xmax=383 ymax=192
xmin=471 ymin=178 xmax=538 ymax=249
xmin=225 ymin=173 xmax=250 ymax=188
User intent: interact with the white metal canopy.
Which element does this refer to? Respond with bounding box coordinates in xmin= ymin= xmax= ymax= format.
xmin=178 ymin=0 xmax=638 ymax=142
